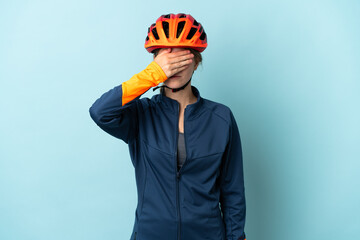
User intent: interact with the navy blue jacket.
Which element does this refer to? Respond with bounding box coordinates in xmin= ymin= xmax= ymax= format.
xmin=89 ymin=61 xmax=247 ymax=240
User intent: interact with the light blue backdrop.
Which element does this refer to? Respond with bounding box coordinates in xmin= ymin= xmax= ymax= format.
xmin=0 ymin=0 xmax=359 ymax=239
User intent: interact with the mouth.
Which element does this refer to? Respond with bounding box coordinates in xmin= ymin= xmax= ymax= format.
xmin=170 ymin=75 xmax=181 ymax=78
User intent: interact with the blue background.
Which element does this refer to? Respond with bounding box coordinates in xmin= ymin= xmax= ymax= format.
xmin=1 ymin=0 xmax=359 ymax=239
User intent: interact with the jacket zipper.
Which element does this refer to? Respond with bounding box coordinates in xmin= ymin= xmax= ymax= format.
xmin=176 ymin=104 xmax=181 ymax=240
xmin=178 ymin=107 xmax=188 ymax=176
xmin=176 ymin=105 xmax=189 ymax=240
xmin=176 ymin=155 xmax=181 ymax=240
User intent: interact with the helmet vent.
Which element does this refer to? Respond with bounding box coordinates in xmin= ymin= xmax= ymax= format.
xmin=199 ymin=30 xmax=206 ymax=41
xmin=146 ymin=36 xmax=149 ymax=41
xmin=152 ymin=28 xmax=160 ymax=40
xmin=163 ymin=14 xmax=170 ymax=19
xmin=162 ymin=21 xmax=169 ymax=38
xmin=193 ymin=19 xmax=199 ymax=26
xmin=186 ymin=27 xmax=197 ymax=40
xmin=179 ymin=14 xmax=186 ymax=18
xmin=176 ymin=21 xmax=186 ymax=38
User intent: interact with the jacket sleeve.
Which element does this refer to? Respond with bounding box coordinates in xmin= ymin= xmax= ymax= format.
xmin=219 ymin=110 xmax=247 ymax=240
xmin=89 ymin=61 xmax=168 ymax=144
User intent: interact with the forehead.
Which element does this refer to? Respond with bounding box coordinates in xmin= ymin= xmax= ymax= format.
xmin=171 ymin=47 xmax=186 ymax=52
xmin=159 ymin=47 xmax=187 ymax=53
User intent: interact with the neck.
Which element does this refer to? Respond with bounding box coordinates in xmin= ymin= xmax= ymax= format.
xmin=164 ymin=84 xmax=197 ymax=111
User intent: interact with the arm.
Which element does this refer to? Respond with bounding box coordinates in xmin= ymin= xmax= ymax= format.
xmin=219 ymin=110 xmax=247 ymax=240
xmin=89 ymin=61 xmax=167 ymax=144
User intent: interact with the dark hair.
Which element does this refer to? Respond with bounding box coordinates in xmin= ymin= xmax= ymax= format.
xmin=152 ymin=48 xmax=203 ymax=95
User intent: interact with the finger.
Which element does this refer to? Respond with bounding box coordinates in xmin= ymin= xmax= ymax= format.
xmin=168 ymin=49 xmax=191 ymax=58
xmin=172 ymin=65 xmax=190 ymax=75
xmin=169 ymin=53 xmax=194 ymax=64
xmin=168 ymin=60 xmax=190 ymax=75
xmin=172 ymin=58 xmax=193 ymax=70
xmin=157 ymin=48 xmax=172 ymax=56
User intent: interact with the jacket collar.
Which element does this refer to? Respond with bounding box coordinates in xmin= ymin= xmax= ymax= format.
xmin=158 ymin=85 xmax=204 ymax=119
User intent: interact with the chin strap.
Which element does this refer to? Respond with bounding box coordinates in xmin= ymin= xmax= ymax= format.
xmin=153 ymin=76 xmax=192 ymax=92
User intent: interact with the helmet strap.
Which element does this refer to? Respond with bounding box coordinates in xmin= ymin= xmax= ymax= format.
xmin=153 ymin=76 xmax=192 ymax=93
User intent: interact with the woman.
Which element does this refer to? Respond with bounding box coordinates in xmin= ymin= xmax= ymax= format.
xmin=89 ymin=13 xmax=247 ymax=240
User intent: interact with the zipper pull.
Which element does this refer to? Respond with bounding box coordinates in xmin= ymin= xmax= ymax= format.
xmin=177 ymin=171 xmax=180 ymax=179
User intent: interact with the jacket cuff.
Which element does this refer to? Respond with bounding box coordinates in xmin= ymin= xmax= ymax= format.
xmin=149 ymin=61 xmax=168 ymax=84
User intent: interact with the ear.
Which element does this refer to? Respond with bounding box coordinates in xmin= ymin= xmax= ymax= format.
xmin=194 ymin=63 xmax=199 ymax=71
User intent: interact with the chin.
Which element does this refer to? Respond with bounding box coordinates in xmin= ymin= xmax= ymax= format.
xmin=164 ymin=78 xmax=186 ymax=88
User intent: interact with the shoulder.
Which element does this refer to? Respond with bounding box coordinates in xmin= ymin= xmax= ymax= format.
xmin=138 ymin=94 xmax=163 ymax=112
xmin=201 ymin=97 xmax=234 ymax=126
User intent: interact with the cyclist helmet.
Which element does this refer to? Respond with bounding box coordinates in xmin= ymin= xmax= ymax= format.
xmin=145 ymin=13 xmax=208 ymax=53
